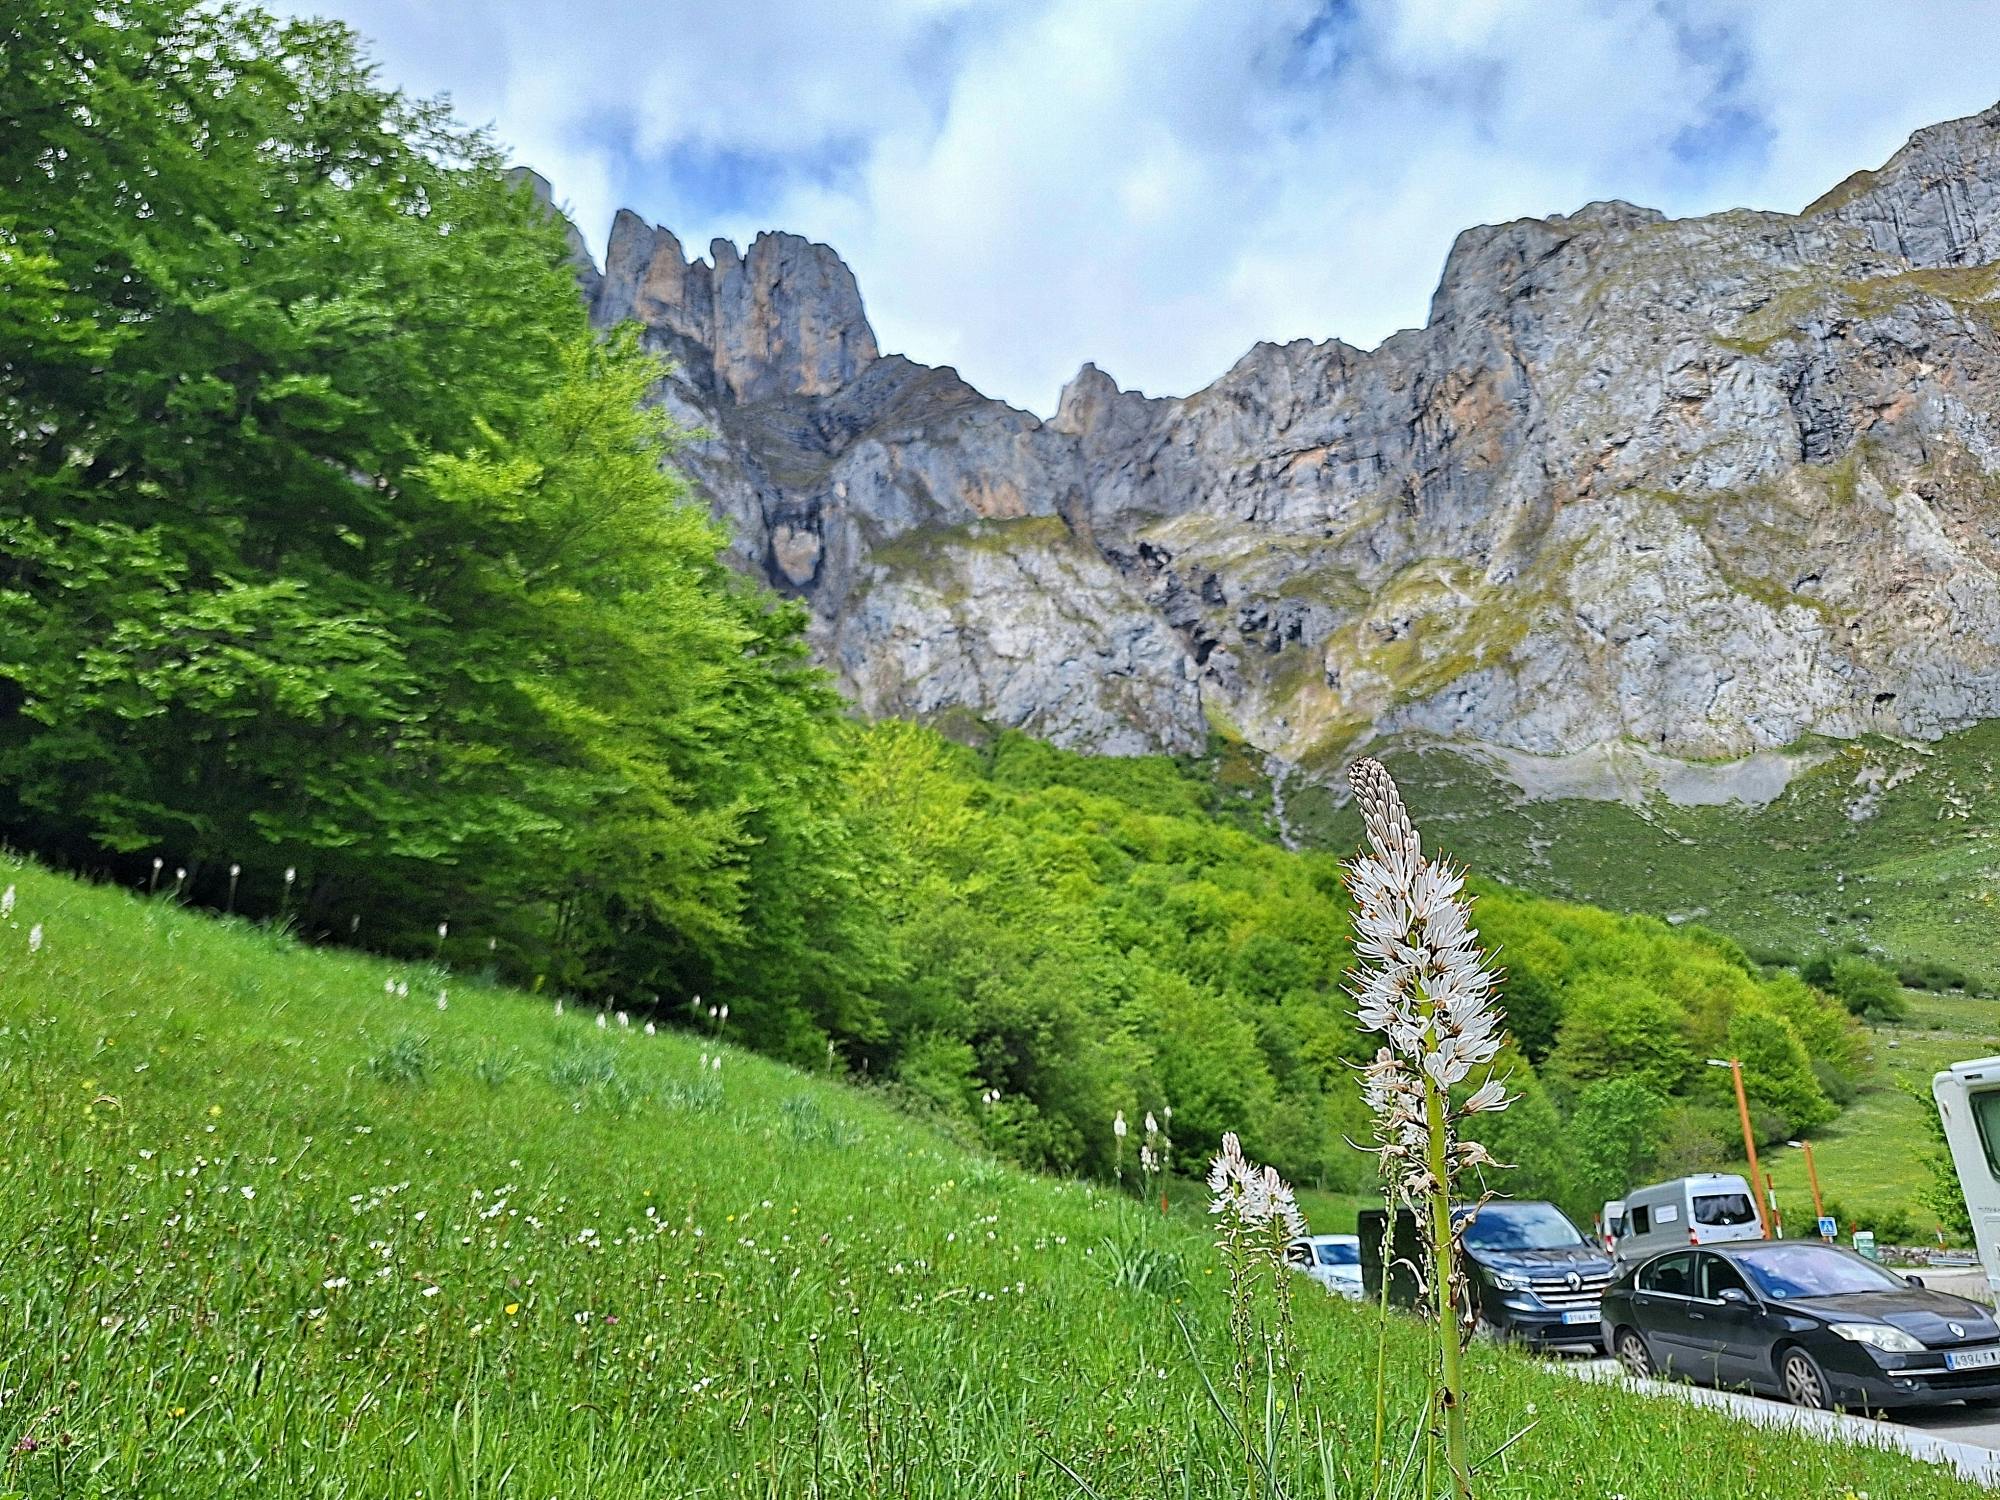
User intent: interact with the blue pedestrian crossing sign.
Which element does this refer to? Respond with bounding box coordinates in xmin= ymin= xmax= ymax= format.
xmin=1817 ymin=1216 xmax=1837 ymax=1241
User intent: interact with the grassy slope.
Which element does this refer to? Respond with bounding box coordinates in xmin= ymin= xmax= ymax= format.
xmin=1279 ymin=725 xmax=2000 ymax=994
xmin=1748 ymin=990 xmax=2000 ymax=1236
xmin=0 ymin=856 xmax=1987 ymax=1498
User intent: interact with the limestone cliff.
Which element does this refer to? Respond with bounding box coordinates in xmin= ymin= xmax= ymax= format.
xmin=558 ymin=102 xmax=2000 ymax=787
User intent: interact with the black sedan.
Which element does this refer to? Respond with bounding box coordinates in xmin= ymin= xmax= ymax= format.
xmin=1600 ymin=1240 xmax=2000 ymax=1411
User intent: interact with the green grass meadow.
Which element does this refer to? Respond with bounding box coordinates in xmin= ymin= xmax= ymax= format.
xmin=0 ymin=855 xmax=1989 ymax=1498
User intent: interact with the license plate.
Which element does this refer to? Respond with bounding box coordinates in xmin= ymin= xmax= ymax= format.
xmin=1561 ymin=1310 xmax=1599 ymax=1326
xmin=1946 ymin=1347 xmax=2000 ymax=1372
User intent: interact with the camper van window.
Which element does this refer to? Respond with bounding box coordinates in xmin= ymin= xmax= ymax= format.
xmin=1629 ymin=1205 xmax=1651 ymax=1236
xmin=1973 ymin=1088 xmax=2000 ymax=1178
xmin=1691 ymin=1192 xmax=1757 ymax=1227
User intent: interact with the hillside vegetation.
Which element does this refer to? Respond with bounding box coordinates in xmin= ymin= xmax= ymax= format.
xmin=1282 ymin=729 xmax=2000 ymax=998
xmin=0 ymin=2 xmax=1879 ymax=1227
xmin=0 ymin=854 xmax=1984 ymax=1499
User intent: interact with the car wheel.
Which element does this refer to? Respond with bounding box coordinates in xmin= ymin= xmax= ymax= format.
xmin=1780 ymin=1347 xmax=1831 ymax=1411
xmin=1615 ymin=1328 xmax=1653 ymax=1379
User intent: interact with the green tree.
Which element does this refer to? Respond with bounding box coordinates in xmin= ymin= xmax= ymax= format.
xmin=1566 ymin=1078 xmax=1669 ymax=1215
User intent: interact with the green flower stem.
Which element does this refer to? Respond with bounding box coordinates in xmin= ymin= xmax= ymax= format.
xmin=1423 ymin=1066 xmax=1471 ymax=1500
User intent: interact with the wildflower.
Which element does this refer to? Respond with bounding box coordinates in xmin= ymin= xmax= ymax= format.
xmin=710 ymin=1055 xmax=721 ymax=1073
xmin=384 ymin=979 xmax=395 ymax=996
xmin=436 ymin=992 xmax=448 ymax=1012
xmin=0 ymin=884 xmax=13 ymax=918
xmin=240 ymin=1186 xmax=254 ymax=1200
xmin=644 ymin=1022 xmax=656 ymax=1036
xmin=437 ymin=921 xmax=448 ymax=940
xmin=719 ymin=1004 xmax=729 ymax=1022
xmin=505 ymin=1302 xmax=520 ymax=1316
xmin=1113 ymin=1110 xmax=1127 ymax=1139
xmin=596 ymin=1013 xmax=607 ymax=1030
xmin=285 ymin=867 xmax=296 ymax=886
xmin=1145 ymin=1112 xmax=1158 ymax=1136
xmin=207 ymin=1105 xmax=222 ymax=1119
xmin=1345 ymin=755 xmax=1510 ymax=1500
xmin=554 ymin=999 xmax=564 ymax=1017
xmin=27 ymin=924 xmax=42 ymax=954
xmin=617 ymin=1011 xmax=629 ymax=1029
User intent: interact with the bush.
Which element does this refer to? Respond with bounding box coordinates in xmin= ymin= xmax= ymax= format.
xmin=1827 ymin=955 xmax=1908 ymax=1021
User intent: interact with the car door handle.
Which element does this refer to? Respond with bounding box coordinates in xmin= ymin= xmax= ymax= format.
xmin=1687 ymin=1311 xmax=1706 ymax=1321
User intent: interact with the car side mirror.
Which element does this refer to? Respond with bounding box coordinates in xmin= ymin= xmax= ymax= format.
xmin=1906 ymin=1274 xmax=1925 ymax=1289
xmin=1718 ymin=1287 xmax=1751 ymax=1306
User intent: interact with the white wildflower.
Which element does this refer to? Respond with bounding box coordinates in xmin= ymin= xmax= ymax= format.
xmin=436 ymin=992 xmax=448 ymax=1012
xmin=27 ymin=924 xmax=42 ymax=955
xmin=0 ymin=885 xmax=12 ymax=919
xmin=1112 ymin=1110 xmax=1128 ymax=1139
xmin=596 ymin=1013 xmax=607 ymax=1030
xmin=644 ymin=1022 xmax=656 ymax=1036
xmin=617 ymin=1011 xmax=629 ymax=1029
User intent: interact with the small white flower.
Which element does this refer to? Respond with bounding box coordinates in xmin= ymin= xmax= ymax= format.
xmin=284 ymin=867 xmax=296 ymax=885
xmin=644 ymin=1022 xmax=656 ymax=1036
xmin=436 ymin=992 xmax=448 ymax=1012
xmin=437 ymin=922 xmax=448 ymax=940
xmin=240 ymin=1186 xmax=255 ymax=1201
xmin=1112 ymin=1110 xmax=1127 ymax=1139
xmin=711 ymin=1055 xmax=721 ymax=1072
xmin=1144 ymin=1112 xmax=1158 ymax=1136
xmin=0 ymin=885 xmax=13 ymax=919
xmin=719 ymin=1004 xmax=729 ymax=1022
xmin=27 ymin=924 xmax=42 ymax=955
xmin=617 ymin=1011 xmax=629 ymax=1029
xmin=596 ymin=1013 xmax=607 ymax=1030
xmin=554 ymin=999 xmax=564 ymax=1017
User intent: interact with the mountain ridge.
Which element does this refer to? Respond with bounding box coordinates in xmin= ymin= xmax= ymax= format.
xmin=532 ymin=101 xmax=2000 ymax=797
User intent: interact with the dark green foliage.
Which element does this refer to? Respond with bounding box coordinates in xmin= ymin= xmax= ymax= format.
xmin=1827 ymin=955 xmax=1910 ymax=1021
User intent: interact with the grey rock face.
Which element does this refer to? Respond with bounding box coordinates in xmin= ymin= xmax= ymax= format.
xmin=551 ymin=101 xmax=2000 ymax=791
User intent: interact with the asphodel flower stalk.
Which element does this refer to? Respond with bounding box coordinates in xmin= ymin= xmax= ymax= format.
xmin=1346 ymin=757 xmax=1513 ymax=1500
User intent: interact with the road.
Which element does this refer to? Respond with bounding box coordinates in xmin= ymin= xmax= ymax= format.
xmin=1566 ymin=1357 xmax=2000 ymax=1486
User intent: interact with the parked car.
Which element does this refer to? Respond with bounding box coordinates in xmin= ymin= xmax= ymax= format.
xmin=1601 ymin=1240 xmax=2000 ymax=1411
xmin=1286 ymin=1234 xmax=1364 ymax=1299
xmin=1457 ymin=1200 xmax=1615 ymax=1351
xmin=1613 ymin=1174 xmax=1762 ymax=1263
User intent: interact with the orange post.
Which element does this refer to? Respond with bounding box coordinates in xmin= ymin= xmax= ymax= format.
xmin=1712 ymin=1057 xmax=1770 ymax=1239
xmin=1800 ymin=1140 xmax=1826 ymax=1233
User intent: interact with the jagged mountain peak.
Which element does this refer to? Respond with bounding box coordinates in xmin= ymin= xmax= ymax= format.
xmin=548 ymin=99 xmax=2000 ymax=798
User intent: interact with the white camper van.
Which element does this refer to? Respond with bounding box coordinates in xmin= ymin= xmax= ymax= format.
xmin=1612 ymin=1173 xmax=1763 ymax=1263
xmin=1932 ymin=1056 xmax=2000 ymax=1296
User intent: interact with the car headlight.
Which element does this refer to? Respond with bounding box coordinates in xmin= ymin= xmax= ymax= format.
xmin=1829 ymin=1322 xmax=1926 ymax=1353
xmin=1488 ymin=1273 xmax=1530 ymax=1293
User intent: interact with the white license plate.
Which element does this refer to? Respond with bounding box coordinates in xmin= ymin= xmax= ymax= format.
xmin=1946 ymin=1347 xmax=2000 ymax=1372
xmin=1561 ymin=1310 xmax=1599 ymax=1326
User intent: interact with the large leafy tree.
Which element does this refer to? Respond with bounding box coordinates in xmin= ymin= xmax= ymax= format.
xmin=0 ymin=1 xmax=880 ymax=1047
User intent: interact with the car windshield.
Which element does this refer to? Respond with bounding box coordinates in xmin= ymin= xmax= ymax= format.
xmin=1458 ymin=1202 xmax=1586 ymax=1251
xmin=1692 ymin=1192 xmax=1757 ymax=1227
xmin=1735 ymin=1245 xmax=1908 ymax=1300
xmin=1316 ymin=1242 xmax=1359 ymax=1267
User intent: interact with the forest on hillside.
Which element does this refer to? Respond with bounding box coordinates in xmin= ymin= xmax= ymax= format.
xmin=1 ymin=0 xmax=1881 ymax=1220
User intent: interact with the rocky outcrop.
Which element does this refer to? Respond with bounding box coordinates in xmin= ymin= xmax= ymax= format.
xmin=554 ymin=101 xmax=2000 ymax=788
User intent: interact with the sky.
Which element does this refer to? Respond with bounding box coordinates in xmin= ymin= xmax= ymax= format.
xmin=269 ymin=0 xmax=2000 ymax=415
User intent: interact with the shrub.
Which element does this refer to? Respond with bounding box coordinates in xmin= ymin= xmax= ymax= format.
xmin=1827 ymin=955 xmax=1908 ymax=1021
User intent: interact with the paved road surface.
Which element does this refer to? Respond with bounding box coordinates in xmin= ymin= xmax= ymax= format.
xmin=1569 ymin=1358 xmax=2000 ymax=1486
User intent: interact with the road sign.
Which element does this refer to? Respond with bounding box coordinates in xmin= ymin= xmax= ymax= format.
xmin=1817 ymin=1216 xmax=1837 ymax=1241
xmin=1853 ymin=1229 xmax=1878 ymax=1261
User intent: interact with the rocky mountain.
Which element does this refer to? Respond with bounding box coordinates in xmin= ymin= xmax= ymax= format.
xmin=552 ymin=103 xmax=2000 ymax=795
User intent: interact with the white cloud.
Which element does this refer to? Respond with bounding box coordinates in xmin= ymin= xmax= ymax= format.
xmin=274 ymin=0 xmax=2000 ymax=414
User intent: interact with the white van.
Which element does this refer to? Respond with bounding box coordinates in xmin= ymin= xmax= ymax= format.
xmin=1597 ymin=1199 xmax=1627 ymax=1252
xmin=1612 ymin=1174 xmax=1762 ymax=1264
xmin=1932 ymin=1056 xmax=2000 ymax=1295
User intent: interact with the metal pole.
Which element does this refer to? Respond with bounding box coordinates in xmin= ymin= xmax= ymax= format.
xmin=1802 ymin=1141 xmax=1827 ymax=1234
xmin=1727 ymin=1059 xmax=1770 ymax=1239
